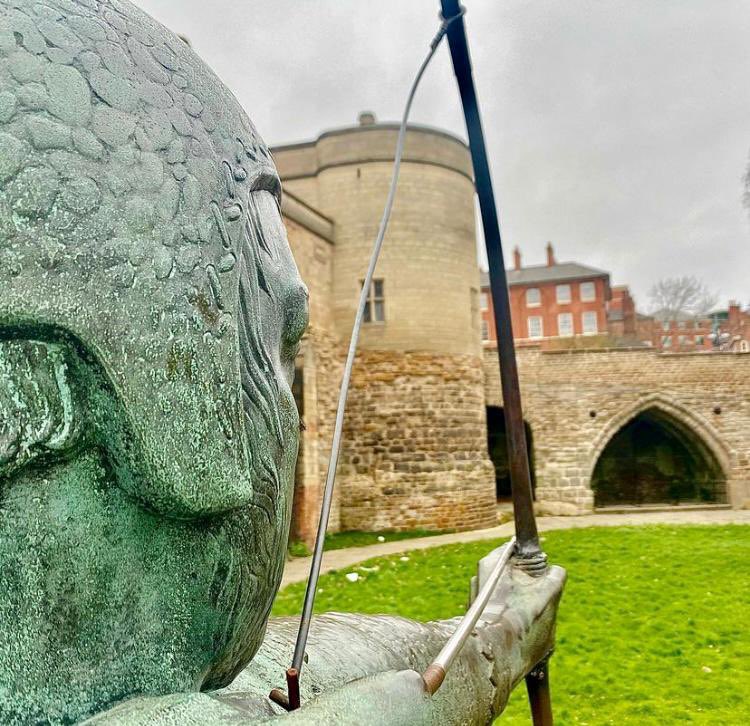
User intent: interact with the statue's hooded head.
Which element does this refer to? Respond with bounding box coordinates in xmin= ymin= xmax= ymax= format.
xmin=0 ymin=0 xmax=307 ymax=720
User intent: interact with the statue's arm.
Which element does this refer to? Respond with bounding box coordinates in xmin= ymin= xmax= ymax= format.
xmin=230 ymin=561 xmax=565 ymax=724
xmin=85 ymin=553 xmax=564 ymax=725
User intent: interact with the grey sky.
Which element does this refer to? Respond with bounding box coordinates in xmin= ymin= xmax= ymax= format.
xmin=140 ymin=0 xmax=750 ymax=310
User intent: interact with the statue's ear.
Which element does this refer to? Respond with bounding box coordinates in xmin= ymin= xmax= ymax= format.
xmin=0 ymin=339 xmax=80 ymax=478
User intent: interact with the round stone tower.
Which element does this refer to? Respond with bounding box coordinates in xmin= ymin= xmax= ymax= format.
xmin=274 ymin=114 xmax=497 ymax=532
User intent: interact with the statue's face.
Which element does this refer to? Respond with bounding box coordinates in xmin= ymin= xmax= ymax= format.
xmin=0 ymin=0 xmax=309 ymax=717
xmin=0 ymin=0 xmax=310 ymax=517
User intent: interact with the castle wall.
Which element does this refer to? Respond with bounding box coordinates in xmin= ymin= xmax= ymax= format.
xmin=339 ymin=351 xmax=497 ymax=532
xmin=484 ymin=346 xmax=750 ymax=513
xmin=282 ymin=204 xmax=334 ymax=332
xmin=317 ymin=162 xmax=482 ymax=355
xmin=292 ymin=328 xmax=343 ymax=543
xmin=282 ymin=204 xmax=343 ymax=542
xmin=277 ymin=123 xmax=497 ymax=537
xmin=280 ymin=122 xmax=750 ymax=542
xmin=275 ymin=124 xmax=483 ymax=356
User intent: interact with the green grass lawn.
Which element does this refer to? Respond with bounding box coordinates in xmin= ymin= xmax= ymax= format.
xmin=273 ymin=525 xmax=750 ymax=724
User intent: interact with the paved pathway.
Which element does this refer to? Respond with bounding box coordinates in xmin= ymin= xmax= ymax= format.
xmin=281 ymin=508 xmax=750 ymax=587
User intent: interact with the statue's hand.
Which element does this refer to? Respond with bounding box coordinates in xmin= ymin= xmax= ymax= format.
xmin=472 ymin=540 xmax=517 ymax=625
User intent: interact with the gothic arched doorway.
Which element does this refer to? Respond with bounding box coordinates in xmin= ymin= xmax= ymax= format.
xmin=486 ymin=406 xmax=535 ymax=501
xmin=592 ymin=406 xmax=727 ymax=507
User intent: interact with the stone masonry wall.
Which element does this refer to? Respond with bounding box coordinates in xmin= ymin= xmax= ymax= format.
xmin=339 ymin=351 xmax=497 ymax=532
xmin=484 ymin=346 xmax=750 ymax=513
xmin=292 ymin=327 xmax=344 ymax=544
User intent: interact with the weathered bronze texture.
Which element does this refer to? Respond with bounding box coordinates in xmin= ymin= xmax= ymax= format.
xmin=0 ymin=0 xmax=305 ymax=719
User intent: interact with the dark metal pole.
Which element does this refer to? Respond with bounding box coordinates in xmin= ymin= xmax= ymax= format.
xmin=439 ymin=0 xmax=542 ymax=561
xmin=526 ymin=659 xmax=554 ymax=726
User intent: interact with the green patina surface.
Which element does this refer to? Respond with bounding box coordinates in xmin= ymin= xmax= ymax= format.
xmin=0 ymin=0 xmax=305 ymax=721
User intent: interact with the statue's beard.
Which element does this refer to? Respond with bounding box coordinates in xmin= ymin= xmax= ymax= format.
xmin=198 ymin=503 xmax=287 ymax=692
xmin=197 ymin=191 xmax=300 ymax=690
xmin=200 ymin=258 xmax=298 ymax=690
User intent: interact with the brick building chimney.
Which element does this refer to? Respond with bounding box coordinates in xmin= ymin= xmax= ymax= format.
xmin=728 ymin=300 xmax=741 ymax=327
xmin=546 ymin=242 xmax=556 ymax=267
xmin=513 ymin=246 xmax=522 ymax=271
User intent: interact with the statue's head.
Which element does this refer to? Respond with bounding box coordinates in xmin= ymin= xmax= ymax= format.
xmin=0 ymin=0 xmax=307 ymax=721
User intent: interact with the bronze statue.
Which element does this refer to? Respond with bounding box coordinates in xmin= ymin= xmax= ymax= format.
xmin=0 ymin=1 xmax=564 ymax=723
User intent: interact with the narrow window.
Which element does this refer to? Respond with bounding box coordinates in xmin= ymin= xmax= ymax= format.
xmin=480 ymin=292 xmax=489 ymax=311
xmin=362 ymin=279 xmax=385 ymax=323
xmin=695 ymin=335 xmax=704 ymax=346
xmin=582 ymin=311 xmax=598 ymax=334
xmin=526 ymin=288 xmax=541 ymax=307
xmin=662 ymin=335 xmax=672 ymax=347
xmin=481 ymin=319 xmax=490 ymax=341
xmin=557 ymin=312 xmax=573 ymax=337
xmin=580 ymin=281 xmax=596 ymax=302
xmin=556 ymin=284 xmax=571 ymax=304
xmin=662 ymin=321 xmax=670 ymax=332
xmin=528 ymin=316 xmax=543 ymax=338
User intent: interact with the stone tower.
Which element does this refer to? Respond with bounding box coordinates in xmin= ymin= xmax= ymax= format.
xmin=274 ymin=115 xmax=497 ymax=533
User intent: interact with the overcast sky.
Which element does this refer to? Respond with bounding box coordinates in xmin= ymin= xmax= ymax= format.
xmin=140 ymin=0 xmax=750 ymax=310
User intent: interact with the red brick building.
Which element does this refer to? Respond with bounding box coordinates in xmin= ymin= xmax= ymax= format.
xmin=602 ymin=286 xmax=750 ymax=352
xmin=481 ymin=243 xmax=610 ymax=345
xmin=607 ymin=285 xmax=636 ymax=338
xmin=645 ymin=302 xmax=750 ymax=352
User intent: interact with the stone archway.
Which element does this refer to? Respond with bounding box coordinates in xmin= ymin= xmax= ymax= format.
xmin=589 ymin=395 xmax=729 ymax=507
xmin=486 ymin=406 xmax=535 ymax=500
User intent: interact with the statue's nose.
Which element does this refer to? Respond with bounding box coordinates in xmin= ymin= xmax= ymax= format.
xmin=283 ymin=282 xmax=309 ymax=347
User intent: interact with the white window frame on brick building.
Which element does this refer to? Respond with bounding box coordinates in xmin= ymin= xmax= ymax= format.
xmin=662 ymin=335 xmax=672 ymax=347
xmin=362 ymin=278 xmax=385 ymax=323
xmin=580 ymin=281 xmax=596 ymax=302
xmin=556 ymin=284 xmax=571 ymax=304
xmin=662 ymin=320 xmax=670 ymax=332
xmin=528 ymin=316 xmax=543 ymax=339
xmin=526 ymin=287 xmax=541 ymax=307
xmin=480 ymin=291 xmax=489 ymax=310
xmin=557 ymin=312 xmax=573 ymax=337
xmin=582 ymin=311 xmax=598 ymax=334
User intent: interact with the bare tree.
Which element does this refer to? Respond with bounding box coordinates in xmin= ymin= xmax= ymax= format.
xmin=648 ymin=276 xmax=718 ymax=321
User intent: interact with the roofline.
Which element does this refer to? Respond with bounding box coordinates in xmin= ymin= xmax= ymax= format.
xmin=508 ymin=260 xmax=609 ymax=275
xmin=280 ymin=157 xmax=475 ymax=185
xmin=480 ymin=268 xmax=611 ymax=288
xmin=507 ymin=272 xmax=610 ymax=287
xmin=270 ymin=121 xmax=469 ymax=154
xmin=282 ymin=188 xmax=334 ymax=225
xmin=281 ymin=189 xmax=335 ymax=244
